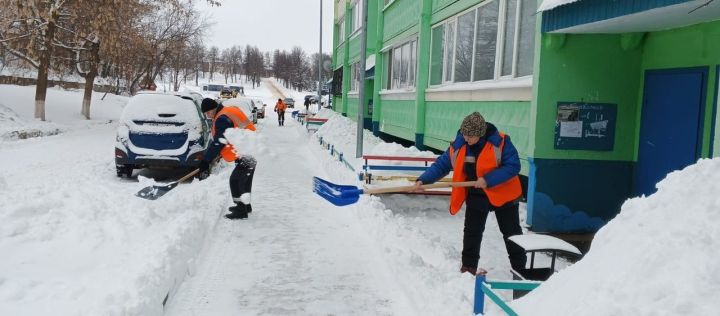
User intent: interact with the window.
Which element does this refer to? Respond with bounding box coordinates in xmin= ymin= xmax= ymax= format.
xmin=474 ymin=1 xmax=499 ymax=81
xmin=516 ymin=0 xmax=537 ymax=77
xmin=501 ymin=0 xmax=517 ymax=76
xmin=350 ymin=62 xmax=360 ymax=92
xmin=429 ymin=0 xmax=536 ymax=86
xmin=352 ymin=0 xmax=363 ymax=33
xmin=338 ymin=18 xmax=346 ymax=42
xmin=385 ymin=39 xmax=417 ymax=90
xmin=430 ymin=25 xmax=445 ymax=85
xmin=454 ymin=11 xmax=475 ymax=83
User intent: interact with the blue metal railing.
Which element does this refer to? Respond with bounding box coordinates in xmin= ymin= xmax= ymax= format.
xmin=474 ymin=275 xmax=542 ymax=316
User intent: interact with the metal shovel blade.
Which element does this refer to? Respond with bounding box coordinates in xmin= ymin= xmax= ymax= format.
xmin=312 ymin=177 xmax=363 ymax=206
xmin=135 ymin=181 xmax=179 ymax=200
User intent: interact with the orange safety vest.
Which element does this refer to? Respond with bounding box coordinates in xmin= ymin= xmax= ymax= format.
xmin=211 ymin=106 xmax=257 ymax=162
xmin=275 ymin=101 xmax=287 ymax=112
xmin=448 ymin=132 xmax=522 ymax=215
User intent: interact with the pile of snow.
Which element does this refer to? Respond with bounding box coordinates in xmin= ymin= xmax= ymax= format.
xmin=510 ymin=158 xmax=720 ymax=316
xmin=0 ymin=85 xmax=127 ymax=141
xmin=313 ymin=109 xmax=437 ymax=172
xmin=224 ymin=128 xmax=270 ymax=158
xmin=0 ymin=104 xmax=63 ymax=140
xmin=0 ymin=82 xmax=278 ymax=315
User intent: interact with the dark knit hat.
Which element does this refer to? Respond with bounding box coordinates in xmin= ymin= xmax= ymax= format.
xmin=460 ymin=112 xmax=486 ymax=137
xmin=201 ymin=98 xmax=219 ymax=112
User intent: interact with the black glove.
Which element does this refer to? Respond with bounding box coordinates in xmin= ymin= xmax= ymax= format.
xmin=198 ymin=160 xmax=210 ymax=173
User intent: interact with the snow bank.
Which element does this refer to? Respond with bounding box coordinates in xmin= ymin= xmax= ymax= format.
xmin=313 ymin=109 xmax=437 ymax=172
xmin=0 ymin=154 xmax=233 ymax=315
xmin=0 ymin=104 xmax=63 ymax=140
xmin=510 ymin=158 xmax=720 ymax=316
xmin=0 ymin=85 xmax=127 ymax=141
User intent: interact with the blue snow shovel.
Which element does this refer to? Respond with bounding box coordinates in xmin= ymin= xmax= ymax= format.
xmin=135 ymin=169 xmax=200 ymax=200
xmin=312 ymin=176 xmax=477 ymax=206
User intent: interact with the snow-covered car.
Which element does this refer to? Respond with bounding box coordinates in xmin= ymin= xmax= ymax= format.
xmin=221 ymin=97 xmax=258 ymax=124
xmin=252 ymin=98 xmax=266 ymax=119
xmin=115 ymin=92 xmax=210 ymax=177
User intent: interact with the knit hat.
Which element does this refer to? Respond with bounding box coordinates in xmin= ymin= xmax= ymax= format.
xmin=460 ymin=112 xmax=486 ymax=137
xmin=201 ymin=98 xmax=219 ymax=113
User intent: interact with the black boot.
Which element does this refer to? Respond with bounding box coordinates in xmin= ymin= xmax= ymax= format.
xmin=246 ymin=204 xmax=252 ymax=213
xmin=225 ymin=204 xmax=248 ymax=220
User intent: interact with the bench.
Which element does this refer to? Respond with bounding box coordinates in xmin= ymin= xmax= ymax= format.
xmin=360 ymin=155 xmax=452 ymax=195
xmin=473 ymin=234 xmax=583 ymax=315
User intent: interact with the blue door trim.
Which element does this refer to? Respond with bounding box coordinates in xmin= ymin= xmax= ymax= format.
xmin=643 ymin=67 xmax=709 ymax=160
xmin=711 ymin=66 xmax=719 ymax=156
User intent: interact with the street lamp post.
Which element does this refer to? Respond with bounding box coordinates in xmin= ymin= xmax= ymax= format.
xmin=356 ymin=0 xmax=368 ymax=158
xmin=318 ymin=0 xmax=323 ymax=113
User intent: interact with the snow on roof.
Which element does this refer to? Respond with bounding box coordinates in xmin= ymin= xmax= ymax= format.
xmin=538 ymin=0 xmax=582 ymax=12
xmin=511 ymin=158 xmax=720 ymax=316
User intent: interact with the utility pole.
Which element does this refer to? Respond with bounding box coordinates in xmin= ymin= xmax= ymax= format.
xmin=318 ymin=0 xmax=323 ymax=113
xmin=356 ymin=0 xmax=368 ymax=158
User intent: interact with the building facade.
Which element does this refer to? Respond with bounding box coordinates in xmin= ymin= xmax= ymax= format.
xmin=332 ymin=0 xmax=720 ymax=233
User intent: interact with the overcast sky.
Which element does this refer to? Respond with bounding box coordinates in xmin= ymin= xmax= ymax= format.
xmin=195 ymin=0 xmax=335 ymax=55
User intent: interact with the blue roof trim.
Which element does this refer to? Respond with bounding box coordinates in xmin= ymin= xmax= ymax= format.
xmin=542 ymin=0 xmax=694 ymax=33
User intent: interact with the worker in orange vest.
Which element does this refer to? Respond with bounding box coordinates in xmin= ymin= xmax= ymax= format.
xmin=412 ymin=112 xmax=526 ymax=276
xmin=274 ymin=98 xmax=287 ymax=126
xmin=198 ymin=98 xmax=257 ymax=220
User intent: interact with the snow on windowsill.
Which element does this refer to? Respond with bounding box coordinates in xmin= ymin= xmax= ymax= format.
xmin=425 ymin=76 xmax=533 ymax=93
xmin=379 ymin=88 xmax=416 ymax=95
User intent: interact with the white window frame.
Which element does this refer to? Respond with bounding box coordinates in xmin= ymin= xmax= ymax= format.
xmin=351 ymin=0 xmax=363 ymax=34
xmin=428 ymin=0 xmax=536 ymax=87
xmin=337 ymin=18 xmax=346 ymax=44
xmin=349 ymin=62 xmax=360 ymax=92
xmin=385 ymin=38 xmax=418 ymax=91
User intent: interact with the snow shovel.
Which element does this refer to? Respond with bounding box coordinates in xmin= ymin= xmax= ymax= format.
xmin=135 ymin=169 xmax=200 ymax=200
xmin=312 ymin=176 xmax=477 ymax=206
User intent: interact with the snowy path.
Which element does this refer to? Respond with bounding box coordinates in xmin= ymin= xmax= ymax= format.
xmin=165 ymin=113 xmax=414 ymax=315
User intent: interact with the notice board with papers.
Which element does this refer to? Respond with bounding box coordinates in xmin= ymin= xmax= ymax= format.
xmin=554 ymin=102 xmax=617 ymax=151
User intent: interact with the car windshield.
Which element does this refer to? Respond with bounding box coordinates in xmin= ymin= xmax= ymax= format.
xmin=207 ymin=84 xmax=223 ymax=92
xmin=285 ymin=98 xmax=294 ymax=102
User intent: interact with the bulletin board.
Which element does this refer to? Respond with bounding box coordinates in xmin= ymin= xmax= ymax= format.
xmin=554 ymin=102 xmax=617 ymax=151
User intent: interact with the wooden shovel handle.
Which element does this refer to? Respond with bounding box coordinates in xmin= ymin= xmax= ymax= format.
xmin=178 ymin=156 xmax=220 ymax=184
xmin=176 ymin=169 xmax=200 ymax=184
xmin=364 ymin=181 xmax=477 ymax=195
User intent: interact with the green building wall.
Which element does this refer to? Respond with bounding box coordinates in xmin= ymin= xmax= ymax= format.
xmin=529 ymin=20 xmax=720 ymax=233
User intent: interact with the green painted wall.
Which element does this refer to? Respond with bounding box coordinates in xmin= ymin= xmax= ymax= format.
xmin=383 ymin=0 xmax=421 ymax=44
xmin=335 ymin=43 xmax=345 ymax=68
xmin=639 ymin=20 xmax=720 ymax=158
xmin=424 ymin=101 xmax=532 ymax=174
xmin=380 ymin=99 xmax=416 ymax=139
xmin=534 ymin=33 xmax=643 ymax=161
xmin=431 ymin=0 xmax=488 ymax=24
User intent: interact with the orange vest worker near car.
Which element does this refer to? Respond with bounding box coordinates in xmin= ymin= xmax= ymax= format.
xmin=274 ymin=98 xmax=287 ymax=126
xmin=412 ymin=112 xmax=526 ymax=276
xmin=198 ymin=98 xmax=257 ymax=220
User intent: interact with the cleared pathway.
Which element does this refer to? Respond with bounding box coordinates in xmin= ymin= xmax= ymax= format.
xmin=165 ymin=108 xmax=414 ymax=315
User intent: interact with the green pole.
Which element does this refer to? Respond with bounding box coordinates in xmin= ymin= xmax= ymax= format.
xmin=414 ymin=0 xmax=433 ymax=150
xmin=341 ymin=1 xmax=352 ymax=116
xmin=371 ymin=0 xmax=385 ymax=136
